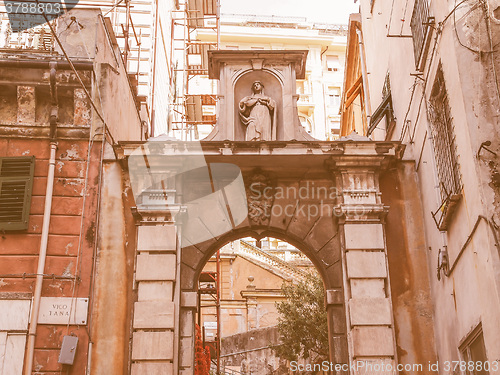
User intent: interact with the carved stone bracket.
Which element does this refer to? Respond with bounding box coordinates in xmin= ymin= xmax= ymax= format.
xmin=245 ymin=170 xmax=275 ymax=225
xmin=334 ymin=204 xmax=389 ymax=224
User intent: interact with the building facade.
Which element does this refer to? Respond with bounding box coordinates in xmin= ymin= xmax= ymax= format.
xmin=0 ymin=7 xmax=144 ymax=374
xmin=342 ymin=0 xmax=500 ymax=372
xmin=200 ymin=239 xmax=313 ymax=339
xmin=1 ymin=0 xmax=500 ymax=375
xmin=0 ymin=0 xmax=177 ymax=136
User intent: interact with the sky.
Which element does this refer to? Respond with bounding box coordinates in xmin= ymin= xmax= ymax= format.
xmin=220 ymin=0 xmax=360 ymax=25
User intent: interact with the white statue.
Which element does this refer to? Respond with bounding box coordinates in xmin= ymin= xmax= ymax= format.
xmin=239 ymin=81 xmax=277 ymax=141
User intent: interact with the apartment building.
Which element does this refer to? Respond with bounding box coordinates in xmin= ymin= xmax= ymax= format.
xmin=0 ymin=7 xmax=144 ymax=374
xmin=181 ymin=13 xmax=348 ymax=140
xmin=342 ymin=0 xmax=500 ymax=371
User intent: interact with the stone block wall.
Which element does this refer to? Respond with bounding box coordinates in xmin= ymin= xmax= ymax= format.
xmin=131 ymin=224 xmax=179 ymax=375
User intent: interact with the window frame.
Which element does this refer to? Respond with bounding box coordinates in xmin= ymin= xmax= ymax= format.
xmin=0 ymin=156 xmax=36 ymax=231
xmin=428 ymin=64 xmax=462 ymax=231
xmin=367 ymin=72 xmax=395 ymax=139
xmin=459 ymin=323 xmax=490 ymax=375
xmin=410 ymin=0 xmax=435 ymax=70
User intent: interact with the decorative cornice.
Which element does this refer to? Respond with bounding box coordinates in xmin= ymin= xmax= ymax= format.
xmin=334 ymin=204 xmax=389 ymax=223
xmin=208 ymin=50 xmax=308 ymax=79
xmin=117 ymin=140 xmax=403 ymax=160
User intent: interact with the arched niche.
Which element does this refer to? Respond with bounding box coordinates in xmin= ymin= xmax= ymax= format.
xmin=233 ymin=70 xmax=283 ymax=141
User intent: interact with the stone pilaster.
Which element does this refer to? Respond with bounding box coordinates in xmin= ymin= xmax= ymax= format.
xmin=332 ymin=153 xmax=398 ymax=375
xmin=17 ymin=86 xmax=36 ymax=124
xmin=131 ymin=224 xmax=178 ymax=375
xmin=179 ymin=291 xmax=197 ymax=375
xmin=74 ymin=88 xmax=91 ymax=126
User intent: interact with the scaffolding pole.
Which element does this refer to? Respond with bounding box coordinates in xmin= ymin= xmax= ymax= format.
xmin=169 ymin=0 xmax=220 ymax=140
xmin=197 ymin=249 xmax=221 ymax=374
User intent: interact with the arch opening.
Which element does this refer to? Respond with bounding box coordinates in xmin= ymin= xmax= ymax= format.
xmin=176 ymin=162 xmax=351 ymax=374
xmin=196 ymin=236 xmax=331 ymax=375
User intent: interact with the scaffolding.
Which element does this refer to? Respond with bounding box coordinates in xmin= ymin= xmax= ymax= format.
xmin=102 ymin=0 xmax=147 ymax=115
xmin=170 ymin=0 xmax=220 ymax=140
xmin=0 ymin=0 xmax=147 ymax=115
xmin=198 ymin=250 xmax=221 ymax=374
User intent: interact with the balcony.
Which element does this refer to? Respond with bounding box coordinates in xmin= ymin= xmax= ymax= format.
xmin=410 ymin=0 xmax=435 ymax=70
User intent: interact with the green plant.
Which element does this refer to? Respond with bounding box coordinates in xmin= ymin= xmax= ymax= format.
xmin=274 ymin=273 xmax=329 ymax=364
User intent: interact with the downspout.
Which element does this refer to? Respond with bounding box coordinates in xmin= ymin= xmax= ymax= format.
xmin=150 ymin=0 xmax=159 ymax=138
xmin=356 ymin=28 xmax=372 ymax=128
xmin=24 ymin=61 xmax=59 ymax=375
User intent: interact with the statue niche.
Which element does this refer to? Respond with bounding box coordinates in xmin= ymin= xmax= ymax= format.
xmin=205 ymin=50 xmax=316 ymax=142
xmin=239 ymin=81 xmax=277 ymax=141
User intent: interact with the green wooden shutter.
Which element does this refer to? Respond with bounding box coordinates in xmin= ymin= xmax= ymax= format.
xmin=0 ymin=156 xmax=35 ymax=231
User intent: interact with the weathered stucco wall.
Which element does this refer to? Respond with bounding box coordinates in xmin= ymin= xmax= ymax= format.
xmin=55 ymin=9 xmax=144 ymax=142
xmin=90 ymin=160 xmax=134 ymax=375
xmin=0 ymin=7 xmax=144 ymax=374
xmin=0 ymin=62 xmax=99 ymax=373
xmin=221 ymin=327 xmax=286 ymax=375
xmin=381 ymin=161 xmax=437 ymax=373
xmin=359 ymin=0 xmax=500 ymax=370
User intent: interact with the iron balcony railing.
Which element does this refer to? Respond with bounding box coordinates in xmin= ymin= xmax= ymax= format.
xmin=410 ymin=0 xmax=435 ymax=70
xmin=239 ymin=240 xmax=310 ymax=281
xmin=428 ymin=65 xmax=463 ymax=231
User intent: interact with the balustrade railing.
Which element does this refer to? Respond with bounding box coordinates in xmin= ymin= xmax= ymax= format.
xmin=239 ymin=240 xmax=310 ymax=281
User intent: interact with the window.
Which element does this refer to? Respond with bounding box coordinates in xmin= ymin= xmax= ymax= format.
xmin=299 ymin=115 xmax=312 ymax=134
xmin=410 ymin=0 xmax=435 ymax=70
xmin=296 ymin=81 xmax=305 ymax=95
xmin=0 ymin=297 xmax=32 ymax=375
xmin=328 ymin=87 xmax=341 ymax=111
xmin=368 ymin=72 xmax=395 ymax=139
xmin=326 ymin=55 xmax=340 ymax=72
xmin=0 ymin=156 xmax=35 ymax=231
xmin=187 ymin=53 xmax=202 ymax=66
xmin=429 ymin=65 xmax=462 ymax=231
xmin=460 ymin=324 xmax=489 ymax=375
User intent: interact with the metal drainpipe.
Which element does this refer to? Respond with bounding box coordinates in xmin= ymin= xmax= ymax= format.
xmin=150 ymin=0 xmax=159 ymax=138
xmin=356 ymin=28 xmax=372 ymax=126
xmin=24 ymin=62 xmax=58 ymax=375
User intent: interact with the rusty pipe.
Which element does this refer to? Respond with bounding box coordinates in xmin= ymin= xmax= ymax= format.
xmin=447 ymin=215 xmax=500 ymax=276
xmin=49 ymin=61 xmax=59 ymax=140
xmin=24 ymin=141 xmax=58 ymax=375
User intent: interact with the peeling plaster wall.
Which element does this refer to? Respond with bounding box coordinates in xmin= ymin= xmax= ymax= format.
xmin=381 ymin=162 xmax=437 ymax=373
xmin=55 ymin=9 xmax=144 ymax=142
xmin=0 ymin=123 xmax=101 ymax=374
xmin=90 ymin=161 xmax=130 ymax=375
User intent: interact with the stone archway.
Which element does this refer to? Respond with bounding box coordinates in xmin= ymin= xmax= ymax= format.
xmin=124 ymin=138 xmax=403 ymax=375
xmin=173 ymin=151 xmax=349 ymax=373
xmin=181 ymin=222 xmax=347 ymax=368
